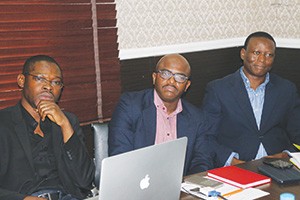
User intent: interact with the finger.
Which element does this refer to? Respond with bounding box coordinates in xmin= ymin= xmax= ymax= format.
xmin=39 ymin=104 xmax=61 ymax=123
xmin=38 ymin=104 xmax=52 ymax=121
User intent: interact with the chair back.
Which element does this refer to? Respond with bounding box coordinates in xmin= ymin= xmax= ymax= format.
xmin=91 ymin=122 xmax=109 ymax=188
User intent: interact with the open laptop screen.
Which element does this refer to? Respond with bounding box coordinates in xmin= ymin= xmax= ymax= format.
xmin=98 ymin=137 xmax=187 ymax=200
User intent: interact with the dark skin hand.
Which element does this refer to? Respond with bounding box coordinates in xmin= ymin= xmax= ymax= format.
xmin=24 ymin=196 xmax=47 ymax=200
xmin=265 ymin=152 xmax=289 ymax=159
xmin=231 ymin=157 xmax=246 ymax=165
xmin=230 ymin=152 xmax=289 ymax=165
xmin=35 ymin=99 xmax=74 ymax=143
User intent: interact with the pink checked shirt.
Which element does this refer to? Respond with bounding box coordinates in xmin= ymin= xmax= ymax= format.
xmin=154 ymin=90 xmax=183 ymax=144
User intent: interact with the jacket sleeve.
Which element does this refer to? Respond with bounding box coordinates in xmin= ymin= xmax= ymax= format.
xmin=0 ymin=108 xmax=29 ymax=200
xmin=202 ymin=81 xmax=233 ymax=167
xmin=60 ymin=112 xmax=95 ymax=189
xmin=285 ymin=83 xmax=300 ymax=149
xmin=187 ymin=116 xmax=216 ymax=175
xmin=0 ymin=188 xmax=26 ymax=200
xmin=108 ymin=93 xmax=135 ymax=156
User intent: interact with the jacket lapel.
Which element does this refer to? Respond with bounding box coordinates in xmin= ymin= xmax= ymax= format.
xmin=260 ymin=79 xmax=278 ymax=131
xmin=142 ymin=106 xmax=156 ymax=146
xmin=141 ymin=89 xmax=156 ymax=146
xmin=13 ymin=104 xmax=35 ymax=170
xmin=230 ymin=71 xmax=258 ymax=130
xmin=177 ymin=110 xmax=190 ymax=139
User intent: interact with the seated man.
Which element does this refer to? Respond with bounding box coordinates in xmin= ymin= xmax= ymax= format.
xmin=109 ymin=53 xmax=214 ymax=175
xmin=0 ymin=55 xmax=95 ymax=200
xmin=202 ymin=31 xmax=300 ymax=167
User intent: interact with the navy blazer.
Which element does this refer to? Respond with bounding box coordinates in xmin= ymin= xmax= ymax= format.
xmin=202 ymin=69 xmax=300 ymax=167
xmin=0 ymin=103 xmax=95 ymax=200
xmin=108 ymin=89 xmax=214 ymax=175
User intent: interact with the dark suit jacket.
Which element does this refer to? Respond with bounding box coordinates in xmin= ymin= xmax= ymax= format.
xmin=0 ymin=103 xmax=95 ymax=200
xmin=202 ymin=69 xmax=300 ymax=167
xmin=108 ymin=89 xmax=214 ymax=175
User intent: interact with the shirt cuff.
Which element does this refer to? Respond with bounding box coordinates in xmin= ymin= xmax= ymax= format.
xmin=225 ymin=152 xmax=239 ymax=166
xmin=283 ymin=150 xmax=292 ymax=157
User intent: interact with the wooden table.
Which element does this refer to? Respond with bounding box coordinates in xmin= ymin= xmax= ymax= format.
xmin=180 ymin=159 xmax=300 ymax=199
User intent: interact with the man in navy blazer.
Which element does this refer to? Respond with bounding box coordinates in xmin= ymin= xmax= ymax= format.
xmin=202 ymin=31 xmax=300 ymax=167
xmin=109 ymin=54 xmax=214 ymax=175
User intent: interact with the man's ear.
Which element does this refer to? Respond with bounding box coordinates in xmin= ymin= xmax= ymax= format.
xmin=240 ymin=48 xmax=246 ymax=61
xmin=17 ymin=74 xmax=25 ymax=88
xmin=184 ymin=80 xmax=191 ymax=92
xmin=152 ymin=72 xmax=157 ymax=85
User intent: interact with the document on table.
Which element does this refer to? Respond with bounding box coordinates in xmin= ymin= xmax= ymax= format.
xmin=288 ymin=152 xmax=300 ymax=169
xmin=181 ymin=176 xmax=269 ymax=200
xmin=226 ymin=188 xmax=269 ymax=200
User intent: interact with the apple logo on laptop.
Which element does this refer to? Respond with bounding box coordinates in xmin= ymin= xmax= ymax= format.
xmin=140 ymin=174 xmax=150 ymax=190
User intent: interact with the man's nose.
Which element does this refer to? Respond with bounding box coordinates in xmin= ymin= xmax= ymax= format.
xmin=167 ymin=75 xmax=176 ymax=84
xmin=257 ymin=54 xmax=266 ymax=63
xmin=42 ymin=80 xmax=53 ymax=90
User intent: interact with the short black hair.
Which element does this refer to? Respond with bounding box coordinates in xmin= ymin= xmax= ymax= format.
xmin=244 ymin=31 xmax=276 ymax=50
xmin=22 ymin=55 xmax=62 ymax=76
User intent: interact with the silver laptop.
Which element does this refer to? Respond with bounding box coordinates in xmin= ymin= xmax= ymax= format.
xmin=96 ymin=137 xmax=187 ymax=200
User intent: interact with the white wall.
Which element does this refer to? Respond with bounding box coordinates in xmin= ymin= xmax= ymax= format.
xmin=115 ymin=0 xmax=300 ymax=59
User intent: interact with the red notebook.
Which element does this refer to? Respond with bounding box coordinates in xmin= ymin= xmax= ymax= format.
xmin=207 ymin=166 xmax=271 ymax=189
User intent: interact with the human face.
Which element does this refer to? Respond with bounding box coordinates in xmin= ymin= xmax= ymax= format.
xmin=152 ymin=55 xmax=191 ymax=103
xmin=18 ymin=61 xmax=63 ymax=110
xmin=241 ymin=37 xmax=275 ymax=79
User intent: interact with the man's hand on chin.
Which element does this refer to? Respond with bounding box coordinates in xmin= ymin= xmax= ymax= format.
xmin=37 ymin=100 xmax=66 ymax=126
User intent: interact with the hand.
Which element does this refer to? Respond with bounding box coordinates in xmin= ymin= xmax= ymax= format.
xmin=37 ymin=100 xmax=74 ymax=143
xmin=37 ymin=100 xmax=68 ymax=126
xmin=231 ymin=157 xmax=245 ymax=165
xmin=265 ymin=152 xmax=289 ymax=159
xmin=24 ymin=196 xmax=47 ymax=200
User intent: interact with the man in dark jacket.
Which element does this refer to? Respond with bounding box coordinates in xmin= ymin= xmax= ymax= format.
xmin=202 ymin=31 xmax=300 ymax=167
xmin=109 ymin=54 xmax=214 ymax=175
xmin=0 ymin=55 xmax=95 ymax=200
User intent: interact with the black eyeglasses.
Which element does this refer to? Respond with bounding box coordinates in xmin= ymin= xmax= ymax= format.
xmin=156 ymin=69 xmax=189 ymax=83
xmin=25 ymin=73 xmax=64 ymax=88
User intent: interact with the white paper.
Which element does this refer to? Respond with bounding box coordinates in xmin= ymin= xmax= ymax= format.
xmin=226 ymin=188 xmax=269 ymax=200
xmin=182 ymin=177 xmax=269 ymax=200
xmin=289 ymin=152 xmax=300 ymax=169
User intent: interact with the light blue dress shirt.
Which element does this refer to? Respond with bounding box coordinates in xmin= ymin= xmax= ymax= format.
xmin=225 ymin=67 xmax=270 ymax=166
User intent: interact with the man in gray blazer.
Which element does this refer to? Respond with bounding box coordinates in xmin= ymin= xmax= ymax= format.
xmin=202 ymin=31 xmax=300 ymax=167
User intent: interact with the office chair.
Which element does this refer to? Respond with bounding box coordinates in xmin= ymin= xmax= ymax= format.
xmin=91 ymin=122 xmax=109 ymax=188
